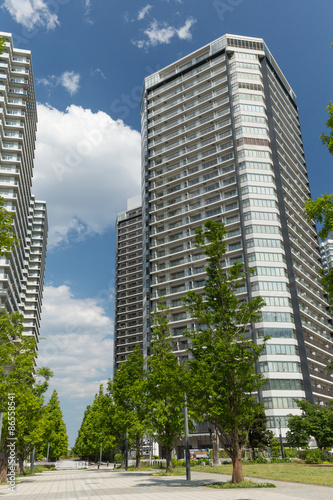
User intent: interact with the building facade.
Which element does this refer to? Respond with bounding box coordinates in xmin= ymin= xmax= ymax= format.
xmin=320 ymin=233 xmax=333 ymax=274
xmin=140 ymin=34 xmax=333 ymax=437
xmin=0 ymin=32 xmax=47 ymax=345
xmin=114 ymin=195 xmax=143 ymax=371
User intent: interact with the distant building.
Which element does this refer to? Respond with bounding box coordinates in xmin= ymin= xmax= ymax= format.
xmin=0 ymin=32 xmax=47 ymax=346
xmin=320 ymin=232 xmax=333 ymax=273
xmin=114 ymin=195 xmax=143 ymax=371
xmin=140 ymin=34 xmax=333 ymax=439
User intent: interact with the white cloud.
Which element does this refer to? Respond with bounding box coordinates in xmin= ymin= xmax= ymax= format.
xmin=33 ymin=104 xmax=141 ymax=249
xmin=37 ymin=284 xmax=113 ymax=400
xmin=177 ymin=17 xmax=196 ymax=40
xmin=2 ymin=0 xmax=59 ymax=30
xmin=59 ymin=71 xmax=80 ymax=96
xmin=37 ymin=71 xmax=80 ymax=96
xmin=134 ymin=17 xmax=196 ymax=49
xmin=90 ymin=68 xmax=106 ymax=80
xmin=138 ymin=4 xmax=151 ymax=20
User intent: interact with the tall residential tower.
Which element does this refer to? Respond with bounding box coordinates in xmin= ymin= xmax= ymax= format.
xmin=140 ymin=34 xmax=333 ymax=436
xmin=114 ymin=195 xmax=143 ymax=370
xmin=0 ymin=32 xmax=47 ymax=345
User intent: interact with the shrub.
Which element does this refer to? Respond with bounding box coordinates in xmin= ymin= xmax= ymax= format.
xmin=152 ymin=455 xmax=159 ymax=459
xmin=284 ymin=448 xmax=298 ymax=459
xmin=304 ymin=449 xmax=326 ymax=464
xmin=253 ymin=457 xmax=268 ymax=464
xmin=271 ymin=458 xmax=290 ymax=463
xmin=270 ymin=438 xmax=282 ymax=458
xmin=114 ymin=453 xmax=123 ymax=463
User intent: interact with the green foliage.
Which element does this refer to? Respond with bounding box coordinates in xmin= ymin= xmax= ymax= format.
xmin=111 ymin=344 xmax=147 ymax=467
xmin=0 ymin=36 xmax=5 ymax=54
xmin=208 ymin=480 xmax=276 ymax=489
xmin=248 ymin=406 xmax=274 ymax=459
xmin=0 ymin=313 xmax=53 ymax=477
xmin=320 ymin=101 xmax=333 ymax=156
xmin=146 ymin=303 xmax=187 ymax=472
xmin=252 ymin=456 xmax=268 ymax=463
xmin=270 ymin=438 xmax=282 ymax=458
xmin=0 ymin=198 xmax=19 ymax=257
xmin=182 ymin=220 xmax=267 ymax=483
xmin=284 ymin=448 xmax=298 ymax=459
xmin=114 ymin=453 xmax=123 ymax=463
xmin=286 ymin=400 xmax=333 ymax=450
xmin=304 ymin=194 xmax=333 ymax=241
xmin=303 ymin=449 xmax=326 ymax=464
xmin=38 ymin=390 xmax=68 ymax=460
xmin=74 ymin=385 xmax=114 ymax=461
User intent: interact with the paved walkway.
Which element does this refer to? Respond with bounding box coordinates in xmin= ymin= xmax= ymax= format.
xmin=0 ymin=467 xmax=332 ymax=499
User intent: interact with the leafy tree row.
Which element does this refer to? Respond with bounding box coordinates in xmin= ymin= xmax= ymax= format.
xmin=75 ymin=220 xmax=271 ymax=483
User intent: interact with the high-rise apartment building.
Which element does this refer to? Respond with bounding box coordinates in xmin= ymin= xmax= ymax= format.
xmin=0 ymin=32 xmax=47 ymax=345
xmin=114 ymin=195 xmax=143 ymax=371
xmin=140 ymin=34 xmax=333 ymax=436
xmin=320 ymin=233 xmax=333 ymax=274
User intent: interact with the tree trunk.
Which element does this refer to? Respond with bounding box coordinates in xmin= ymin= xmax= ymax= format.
xmin=18 ymin=454 xmax=24 ymax=475
xmin=231 ymin=444 xmax=243 ymax=484
xmin=165 ymin=447 xmax=172 ymax=473
xmin=212 ymin=431 xmax=219 ymax=466
xmin=135 ymin=433 xmax=141 ymax=469
xmin=121 ymin=456 xmax=125 ymax=468
xmin=0 ymin=447 xmax=8 ymax=484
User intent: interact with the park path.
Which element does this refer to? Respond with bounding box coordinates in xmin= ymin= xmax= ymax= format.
xmin=0 ymin=466 xmax=332 ymax=499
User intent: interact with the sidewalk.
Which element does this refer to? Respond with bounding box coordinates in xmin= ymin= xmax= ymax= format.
xmin=0 ymin=467 xmax=332 ymax=499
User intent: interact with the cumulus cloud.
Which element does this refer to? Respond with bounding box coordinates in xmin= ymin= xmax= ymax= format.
xmin=37 ymin=71 xmax=80 ymax=96
xmin=133 ymin=16 xmax=196 ymax=49
xmin=32 ymin=103 xmax=141 ymax=249
xmin=138 ymin=4 xmax=151 ymax=20
xmin=36 ymin=284 xmax=113 ymax=442
xmin=37 ymin=285 xmax=113 ymax=399
xmin=2 ymin=0 xmax=59 ymax=30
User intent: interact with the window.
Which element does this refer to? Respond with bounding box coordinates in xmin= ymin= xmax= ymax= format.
xmin=248 ymin=252 xmax=285 ymax=263
xmin=244 ymin=211 xmax=279 ymax=221
xmin=262 ymin=296 xmax=291 ymax=307
xmin=263 ymin=379 xmax=303 ymax=391
xmin=247 ymin=238 xmax=282 ymax=248
xmin=252 ymin=281 xmax=289 ymax=292
xmin=243 ymin=198 xmax=277 ymax=208
xmin=256 ymin=327 xmax=295 ymax=339
xmin=260 ymin=361 xmax=301 ymax=373
xmin=263 ymin=397 xmax=302 ymax=409
xmin=242 ymin=185 xmax=276 ymax=196
xmin=246 ymin=225 xmax=280 ymax=235
xmin=262 ymin=344 xmax=299 ymax=356
xmin=261 ymin=311 xmax=294 ymax=322
xmin=254 ymin=266 xmax=286 ymax=277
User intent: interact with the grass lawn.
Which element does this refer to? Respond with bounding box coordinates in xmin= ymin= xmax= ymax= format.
xmin=191 ymin=463 xmax=333 ymax=487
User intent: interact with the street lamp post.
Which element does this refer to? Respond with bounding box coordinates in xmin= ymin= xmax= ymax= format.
xmin=46 ymin=442 xmax=50 ymax=463
xmin=184 ymin=392 xmax=191 ymax=481
xmin=125 ymin=430 xmax=128 ymax=471
xmin=99 ymin=432 xmax=103 ymax=469
xmin=278 ymin=419 xmax=285 ymax=459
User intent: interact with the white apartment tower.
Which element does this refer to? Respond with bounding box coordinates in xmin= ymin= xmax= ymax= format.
xmin=320 ymin=233 xmax=333 ymax=274
xmin=0 ymin=32 xmax=47 ymax=344
xmin=141 ymin=34 xmax=333 ymax=436
xmin=114 ymin=196 xmax=143 ymax=370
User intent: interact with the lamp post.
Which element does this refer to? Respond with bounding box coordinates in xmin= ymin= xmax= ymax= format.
xmin=184 ymin=392 xmax=191 ymax=481
xmin=278 ymin=418 xmax=285 ymax=459
xmin=46 ymin=442 xmax=50 ymax=463
xmin=0 ymin=365 xmax=13 ymax=445
xmin=125 ymin=430 xmax=128 ymax=471
xmin=99 ymin=432 xmax=103 ymax=469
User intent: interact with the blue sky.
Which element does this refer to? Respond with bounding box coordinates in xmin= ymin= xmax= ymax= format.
xmin=1 ymin=0 xmax=333 ymax=446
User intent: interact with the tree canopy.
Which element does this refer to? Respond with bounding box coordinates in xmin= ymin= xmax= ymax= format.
xmin=286 ymin=400 xmax=333 ymax=450
xmin=183 ymin=220 xmax=266 ymax=483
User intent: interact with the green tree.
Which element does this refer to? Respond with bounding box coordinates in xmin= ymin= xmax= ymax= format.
xmin=0 ymin=36 xmax=5 ymax=55
xmin=147 ymin=303 xmax=187 ymax=472
xmin=183 ymin=220 xmax=266 ymax=483
xmin=320 ymin=100 xmax=333 ymax=155
xmin=286 ymin=400 xmax=333 ymax=450
xmin=39 ymin=390 xmax=69 ymax=461
xmin=15 ymin=367 xmax=53 ymax=473
xmin=74 ymin=386 xmax=114 ymax=462
xmin=248 ymin=406 xmax=273 ymax=460
xmin=112 ymin=345 xmax=147 ymax=468
xmin=0 ymin=313 xmax=52 ymax=480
